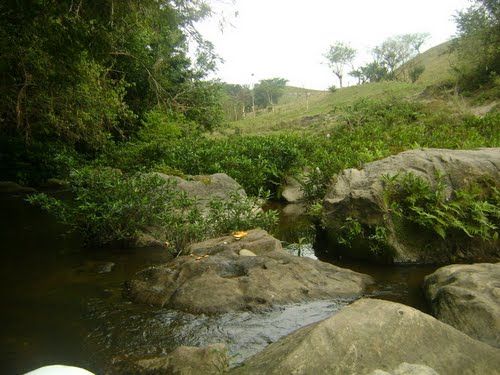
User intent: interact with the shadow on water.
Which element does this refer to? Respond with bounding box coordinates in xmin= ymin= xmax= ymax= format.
xmin=1 ymin=197 xmax=439 ymax=373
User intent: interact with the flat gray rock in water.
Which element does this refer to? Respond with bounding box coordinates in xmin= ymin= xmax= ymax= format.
xmin=126 ymin=230 xmax=373 ymax=314
xmin=424 ymin=262 xmax=500 ymax=348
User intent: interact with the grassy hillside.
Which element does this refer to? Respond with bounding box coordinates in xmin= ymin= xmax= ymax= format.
xmin=413 ymin=41 xmax=457 ymax=85
xmin=219 ymin=81 xmax=425 ymax=136
xmin=218 ymin=41 xmax=498 ymax=137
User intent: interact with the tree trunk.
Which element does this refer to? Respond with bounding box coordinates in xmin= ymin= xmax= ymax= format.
xmin=334 ymin=72 xmax=343 ymax=88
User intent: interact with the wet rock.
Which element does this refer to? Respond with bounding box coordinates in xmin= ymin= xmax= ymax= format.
xmin=281 ymin=176 xmax=304 ymax=203
xmin=126 ymin=230 xmax=373 ymax=314
xmin=423 ymin=263 xmax=500 ymax=348
xmin=109 ymin=344 xmax=228 ymax=374
xmin=96 ymin=262 xmax=115 ymax=274
xmin=136 ymin=344 xmax=228 ymax=375
xmin=76 ymin=261 xmax=115 ymax=274
xmin=189 ymin=229 xmax=282 ymax=256
xmin=0 ymin=181 xmax=36 ymax=194
xmin=231 ymin=298 xmax=500 ymax=374
xmin=322 ymin=148 xmax=500 ymax=264
xmin=131 ymin=230 xmax=168 ymax=248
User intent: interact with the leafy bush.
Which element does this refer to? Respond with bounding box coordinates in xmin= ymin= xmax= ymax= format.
xmin=99 ymin=133 xmax=305 ymax=196
xmin=96 ymin=98 xmax=499 ymax=206
xmin=336 ymin=217 xmax=388 ymax=254
xmin=27 ymin=167 xmax=278 ymax=250
xmin=27 ymin=167 xmax=175 ymax=246
xmin=298 ymin=100 xmax=500 ymax=203
xmin=338 ymin=97 xmax=423 ymax=128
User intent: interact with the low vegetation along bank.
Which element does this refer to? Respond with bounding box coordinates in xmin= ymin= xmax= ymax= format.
xmin=21 ymin=94 xmax=499 ymax=252
xmin=1 ymin=0 xmax=499 ymax=253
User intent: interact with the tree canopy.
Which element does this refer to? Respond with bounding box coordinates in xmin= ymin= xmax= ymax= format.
xmin=452 ymin=0 xmax=500 ymax=89
xmin=254 ymin=78 xmax=288 ymax=110
xmin=372 ymin=33 xmax=429 ymax=79
xmin=324 ymin=42 xmax=356 ymax=88
xmin=0 ymin=0 xmax=222 ymax=150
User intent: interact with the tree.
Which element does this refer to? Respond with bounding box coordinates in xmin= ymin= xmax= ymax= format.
xmin=403 ymin=32 xmax=430 ymax=54
xmin=359 ymin=62 xmax=389 ymax=83
xmin=254 ymin=78 xmax=288 ymax=111
xmin=325 ymin=42 xmax=356 ymax=88
xmin=0 ymin=0 xmax=221 ymax=150
xmin=349 ymin=69 xmax=366 ymax=85
xmin=372 ymin=33 xmax=429 ymax=80
xmin=452 ymin=0 xmax=500 ymax=89
xmin=221 ymin=83 xmax=253 ymax=121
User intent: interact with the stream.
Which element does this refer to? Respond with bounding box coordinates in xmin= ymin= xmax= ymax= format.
xmin=0 ymin=195 xmax=437 ymax=374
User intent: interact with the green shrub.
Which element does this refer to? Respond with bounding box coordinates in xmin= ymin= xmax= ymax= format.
xmin=27 ymin=167 xmax=278 ymax=251
xmin=336 ymin=217 xmax=388 ymax=254
xmin=27 ymin=167 xmax=176 ymax=246
xmin=99 ymin=133 xmax=305 ymax=196
xmin=95 ymin=98 xmax=499 ymax=206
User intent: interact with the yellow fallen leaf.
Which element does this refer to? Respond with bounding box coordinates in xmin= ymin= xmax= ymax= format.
xmin=232 ymin=231 xmax=248 ymax=240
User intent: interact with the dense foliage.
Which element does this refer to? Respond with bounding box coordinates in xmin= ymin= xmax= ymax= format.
xmin=0 ymin=0 xmax=223 ymax=183
xmin=453 ymin=0 xmax=500 ymax=90
xmin=348 ymin=33 xmax=429 ymax=83
xmin=254 ymin=78 xmax=289 ymax=110
xmin=96 ymin=97 xmax=499 ymax=202
xmin=27 ymin=167 xmax=277 ymax=251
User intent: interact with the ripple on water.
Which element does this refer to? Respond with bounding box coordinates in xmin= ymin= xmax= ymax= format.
xmin=84 ymin=296 xmax=352 ymax=367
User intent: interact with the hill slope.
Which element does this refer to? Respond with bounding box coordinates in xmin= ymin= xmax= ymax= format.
xmin=217 ymin=41 xmax=496 ymax=138
xmin=413 ymin=41 xmax=457 ymax=85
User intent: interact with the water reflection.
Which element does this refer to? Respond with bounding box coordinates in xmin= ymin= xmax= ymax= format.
xmin=1 ymin=196 xmax=438 ymax=373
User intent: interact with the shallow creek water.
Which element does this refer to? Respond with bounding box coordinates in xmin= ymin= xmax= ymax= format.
xmin=1 ymin=196 xmax=437 ymax=374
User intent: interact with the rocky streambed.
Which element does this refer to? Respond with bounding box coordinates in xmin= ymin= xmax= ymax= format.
xmin=2 ymin=148 xmax=499 ymax=374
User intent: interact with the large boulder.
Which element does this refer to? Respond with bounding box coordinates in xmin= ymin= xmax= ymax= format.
xmin=423 ymin=263 xmax=500 ymax=348
xmin=156 ymin=172 xmax=246 ymax=208
xmin=126 ymin=230 xmax=373 ymax=314
xmin=322 ymin=148 xmax=500 ymax=264
xmin=231 ymin=298 xmax=500 ymax=375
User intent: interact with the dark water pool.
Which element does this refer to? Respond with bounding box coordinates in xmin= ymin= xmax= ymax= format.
xmin=0 ymin=196 xmax=438 ymax=374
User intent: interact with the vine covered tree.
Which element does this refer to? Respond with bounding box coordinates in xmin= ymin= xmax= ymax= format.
xmin=324 ymin=42 xmax=356 ymax=88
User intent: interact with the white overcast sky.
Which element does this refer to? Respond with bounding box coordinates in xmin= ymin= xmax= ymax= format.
xmin=195 ymin=0 xmax=471 ymax=90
